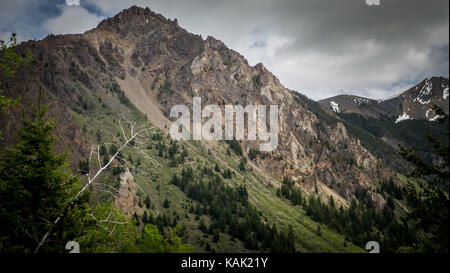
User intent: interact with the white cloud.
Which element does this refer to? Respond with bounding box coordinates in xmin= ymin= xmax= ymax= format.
xmin=43 ymin=5 xmax=103 ymax=35
xmin=65 ymin=0 xmax=80 ymax=6
xmin=234 ymin=30 xmax=294 ymax=66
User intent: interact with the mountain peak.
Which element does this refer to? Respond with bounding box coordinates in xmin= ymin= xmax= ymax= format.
xmin=94 ymin=5 xmax=179 ymax=35
xmin=114 ymin=5 xmax=160 ymax=20
xmin=318 ymin=76 xmax=449 ymax=121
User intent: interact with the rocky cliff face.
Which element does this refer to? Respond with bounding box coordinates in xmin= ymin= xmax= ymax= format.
xmin=3 ymin=6 xmax=395 ymax=208
xmin=397 ymin=77 xmax=449 ymax=122
xmin=88 ymin=6 xmax=393 ymax=205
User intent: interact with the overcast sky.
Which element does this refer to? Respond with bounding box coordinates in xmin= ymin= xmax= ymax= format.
xmin=0 ymin=0 xmax=448 ymax=100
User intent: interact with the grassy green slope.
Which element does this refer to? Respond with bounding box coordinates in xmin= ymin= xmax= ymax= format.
xmin=67 ymin=80 xmax=363 ymax=253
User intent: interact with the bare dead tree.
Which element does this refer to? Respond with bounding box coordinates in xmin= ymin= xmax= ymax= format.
xmin=34 ymin=117 xmax=160 ymax=253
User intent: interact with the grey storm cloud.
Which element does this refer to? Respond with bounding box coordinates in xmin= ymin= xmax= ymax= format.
xmin=1 ymin=0 xmax=448 ymax=100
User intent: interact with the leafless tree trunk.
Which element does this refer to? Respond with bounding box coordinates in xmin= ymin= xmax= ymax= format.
xmin=34 ymin=117 xmax=159 ymax=253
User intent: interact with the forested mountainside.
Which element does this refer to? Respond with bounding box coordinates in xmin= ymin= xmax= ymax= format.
xmin=1 ymin=6 xmax=447 ymax=253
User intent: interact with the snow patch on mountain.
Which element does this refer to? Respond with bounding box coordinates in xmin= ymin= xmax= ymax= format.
xmin=351 ymin=97 xmax=371 ymax=106
xmin=330 ymin=101 xmax=340 ymax=113
xmin=429 ymin=115 xmax=443 ymax=122
xmin=395 ymin=112 xmax=412 ymax=123
xmin=413 ymin=78 xmax=433 ymax=105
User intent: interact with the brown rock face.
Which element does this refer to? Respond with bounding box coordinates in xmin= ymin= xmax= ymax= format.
xmin=114 ymin=167 xmax=145 ymax=217
xmin=3 ymin=5 xmax=396 ymax=207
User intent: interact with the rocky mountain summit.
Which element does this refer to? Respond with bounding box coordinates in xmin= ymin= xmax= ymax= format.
xmin=86 ymin=6 xmax=394 ymax=204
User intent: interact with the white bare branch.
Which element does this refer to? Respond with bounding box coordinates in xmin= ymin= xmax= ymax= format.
xmin=119 ymin=118 xmax=128 ymax=142
xmin=97 ymin=145 xmax=102 ymax=169
xmin=74 ymin=126 xmax=156 ymax=201
xmin=126 ymin=142 xmax=160 ymax=167
xmin=35 ymin=117 xmax=158 ymax=253
xmin=92 ymin=188 xmax=119 ymax=199
xmin=87 ymin=210 xmax=128 ymax=236
xmin=116 ymin=155 xmax=150 ymax=177
xmin=96 ymin=183 xmax=121 ymax=194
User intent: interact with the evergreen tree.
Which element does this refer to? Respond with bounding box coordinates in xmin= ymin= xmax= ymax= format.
xmin=99 ymin=145 xmax=108 ymax=156
xmin=198 ymin=217 xmax=207 ymax=232
xmin=213 ymin=231 xmax=220 ymax=243
xmin=0 ymin=104 xmax=88 ymax=252
xmin=78 ymin=159 xmax=90 ymax=174
xmin=168 ymin=142 xmax=177 ymax=158
xmin=398 ymin=105 xmax=449 ymax=253
xmin=227 ymin=139 xmax=242 ymax=155
xmin=248 ymin=148 xmax=259 ymax=160
xmin=205 ymin=242 xmax=211 ymax=251
xmin=0 ymin=33 xmax=33 ymax=138
xmin=109 ymin=144 xmax=118 ymax=155
xmin=132 ymin=212 xmax=140 ymax=226
xmin=163 ymin=198 xmax=170 ymax=208
xmin=144 ymin=196 xmax=151 ymax=208
xmin=143 ymin=210 xmax=149 ymax=224
xmin=239 ymin=158 xmax=246 ymax=171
